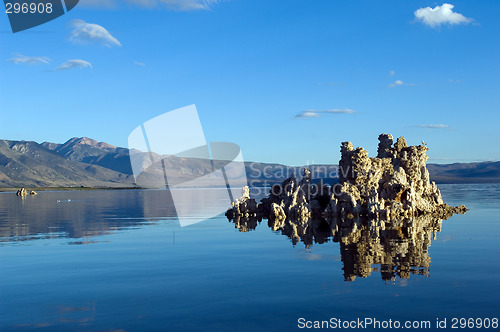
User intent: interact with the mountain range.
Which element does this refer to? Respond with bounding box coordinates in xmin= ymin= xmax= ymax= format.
xmin=0 ymin=137 xmax=499 ymax=188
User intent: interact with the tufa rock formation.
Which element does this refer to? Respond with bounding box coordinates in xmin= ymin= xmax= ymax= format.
xmin=226 ymin=134 xmax=469 ymax=281
xmin=16 ymin=188 xmax=28 ymax=197
xmin=327 ymin=133 xmax=467 ymax=219
xmin=16 ymin=188 xmax=37 ymax=196
xmin=227 ymin=134 xmax=467 ymax=222
xmin=225 ymin=186 xmax=258 ymax=219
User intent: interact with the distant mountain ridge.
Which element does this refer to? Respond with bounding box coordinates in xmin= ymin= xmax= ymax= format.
xmin=41 ymin=137 xmax=133 ymax=175
xmin=0 ymin=139 xmax=132 ymax=188
xmin=0 ymin=137 xmax=499 ymax=188
xmin=427 ymin=162 xmax=500 ymax=183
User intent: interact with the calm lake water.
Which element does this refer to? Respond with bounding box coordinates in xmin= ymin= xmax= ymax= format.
xmin=0 ymin=185 xmax=499 ymax=331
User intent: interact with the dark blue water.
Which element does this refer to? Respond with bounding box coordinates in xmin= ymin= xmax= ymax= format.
xmin=0 ymin=185 xmax=499 ymax=331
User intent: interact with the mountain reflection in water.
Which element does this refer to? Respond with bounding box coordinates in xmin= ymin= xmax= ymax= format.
xmin=0 ymin=190 xmax=178 ymax=243
xmin=229 ymin=214 xmax=443 ymax=282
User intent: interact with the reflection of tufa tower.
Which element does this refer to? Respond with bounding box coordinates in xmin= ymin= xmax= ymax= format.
xmin=230 ymin=212 xmax=445 ymax=281
xmin=230 ymin=215 xmax=259 ymax=233
xmin=338 ymin=215 xmax=442 ymax=281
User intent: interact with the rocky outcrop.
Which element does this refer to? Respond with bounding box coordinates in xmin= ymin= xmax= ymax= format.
xmin=226 ymin=134 xmax=468 ymax=222
xmin=16 ymin=188 xmax=38 ymax=196
xmin=16 ymin=188 xmax=28 ymax=197
xmin=328 ymin=133 xmax=467 ymax=219
xmin=225 ymin=186 xmax=258 ymax=219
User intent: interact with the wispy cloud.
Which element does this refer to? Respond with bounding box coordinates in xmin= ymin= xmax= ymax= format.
xmin=295 ymin=109 xmax=355 ymax=119
xmin=417 ymin=124 xmax=451 ymax=129
xmin=69 ymin=19 xmax=121 ymax=47
xmin=388 ymin=80 xmax=404 ymax=88
xmin=296 ymin=111 xmax=321 ymax=119
xmin=390 ymin=70 xmax=395 ymax=77
xmin=57 ymin=59 xmax=93 ymax=71
xmin=317 ymin=82 xmax=347 ymax=86
xmin=414 ymin=3 xmax=473 ymax=28
xmin=322 ymin=109 xmax=356 ymax=114
xmin=79 ymin=0 xmax=224 ymax=11
xmin=7 ymin=55 xmax=50 ymax=65
xmin=134 ymin=61 xmax=146 ymax=66
xmin=388 ymin=79 xmax=416 ymax=88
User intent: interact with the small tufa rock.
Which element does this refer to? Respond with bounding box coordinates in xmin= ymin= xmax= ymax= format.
xmin=16 ymin=187 xmax=28 ymax=197
xmin=225 ymin=186 xmax=258 ymax=219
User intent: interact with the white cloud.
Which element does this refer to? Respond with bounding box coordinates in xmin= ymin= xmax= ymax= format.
xmin=57 ymin=59 xmax=93 ymax=71
xmin=79 ymin=0 xmax=223 ymax=11
xmin=134 ymin=61 xmax=146 ymax=66
xmin=317 ymin=82 xmax=347 ymax=86
xmin=414 ymin=3 xmax=472 ymax=28
xmin=69 ymin=19 xmax=121 ymax=47
xmin=417 ymin=124 xmax=451 ymax=129
xmin=388 ymin=80 xmax=404 ymax=88
xmin=296 ymin=111 xmax=320 ymax=118
xmin=295 ymin=109 xmax=355 ymax=119
xmin=8 ymin=55 xmax=50 ymax=65
xmin=322 ymin=109 xmax=356 ymax=114
xmin=390 ymin=70 xmax=395 ymax=77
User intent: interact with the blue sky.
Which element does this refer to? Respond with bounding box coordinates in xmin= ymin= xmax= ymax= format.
xmin=0 ymin=0 xmax=499 ymax=165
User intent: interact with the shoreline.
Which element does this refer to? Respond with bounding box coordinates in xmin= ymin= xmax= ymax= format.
xmin=1 ymin=182 xmax=496 ymax=193
xmin=0 ymin=187 xmax=142 ymax=193
xmin=0 ymin=186 xmax=257 ymax=192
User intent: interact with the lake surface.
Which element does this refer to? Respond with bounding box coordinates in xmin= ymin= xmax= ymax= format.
xmin=0 ymin=185 xmax=499 ymax=331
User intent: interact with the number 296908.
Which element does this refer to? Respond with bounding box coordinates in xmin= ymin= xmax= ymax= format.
xmin=5 ymin=2 xmax=53 ymax=14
